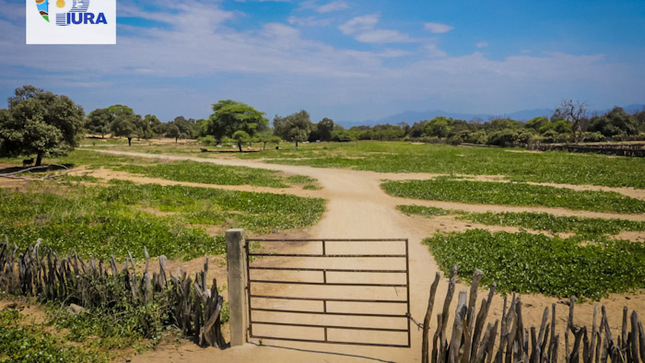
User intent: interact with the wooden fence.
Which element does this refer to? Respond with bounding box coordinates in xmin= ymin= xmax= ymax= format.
xmin=422 ymin=266 xmax=645 ymax=362
xmin=0 ymin=239 xmax=226 ymax=348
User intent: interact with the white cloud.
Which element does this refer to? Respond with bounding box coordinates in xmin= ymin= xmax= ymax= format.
xmin=476 ymin=41 xmax=489 ymax=48
xmin=316 ymin=1 xmax=349 ymax=13
xmin=424 ymin=22 xmax=454 ymax=34
xmin=287 ymin=16 xmax=331 ymax=27
xmin=339 ymin=14 xmax=412 ymax=43
xmin=355 ymin=29 xmax=411 ymax=44
xmin=338 ymin=13 xmax=380 ymax=35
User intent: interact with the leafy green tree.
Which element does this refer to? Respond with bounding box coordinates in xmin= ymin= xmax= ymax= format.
xmin=168 ymin=116 xmax=197 ymax=139
xmin=145 ymin=114 xmax=165 ymax=136
xmin=166 ymin=124 xmax=181 ymax=143
xmin=316 ymin=117 xmax=334 ymax=141
xmin=231 ymin=130 xmax=251 ymax=152
xmin=0 ymin=85 xmax=84 ymax=166
xmin=205 ymin=100 xmax=268 ymax=148
xmin=85 ymin=108 xmax=113 ymax=138
xmin=424 ymin=116 xmax=454 ymax=138
xmin=273 ymin=110 xmax=313 ymax=148
xmin=525 ymin=117 xmax=548 ymax=132
xmin=256 ymin=129 xmax=281 ymax=150
xmin=588 ymin=106 xmax=638 ymax=138
xmin=108 ymin=104 xmax=139 ymax=146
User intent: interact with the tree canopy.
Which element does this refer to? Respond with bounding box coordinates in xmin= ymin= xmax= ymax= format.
xmin=273 ymin=110 xmax=313 ymax=148
xmin=205 ymin=100 xmax=268 ymax=150
xmin=108 ymin=105 xmax=141 ymax=146
xmin=0 ymin=85 xmax=85 ymax=166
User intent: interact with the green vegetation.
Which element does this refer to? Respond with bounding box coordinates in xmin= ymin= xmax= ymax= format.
xmin=398 ymin=205 xmax=645 ymax=238
xmin=0 ymin=308 xmax=101 ymax=362
xmin=0 ymin=180 xmax=324 ymax=259
xmin=424 ymin=229 xmax=645 ymax=300
xmin=396 ymin=204 xmax=453 ymax=217
xmin=459 ymin=211 xmax=645 ymax=236
xmin=228 ymin=142 xmax=645 ymax=188
xmin=382 ymin=178 xmax=645 ymax=213
xmin=0 ymin=85 xmax=85 ymax=166
xmin=115 ymin=161 xmax=292 ymax=188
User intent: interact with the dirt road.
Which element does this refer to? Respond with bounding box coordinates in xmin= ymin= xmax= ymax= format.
xmin=96 ymin=150 xmax=643 ymax=363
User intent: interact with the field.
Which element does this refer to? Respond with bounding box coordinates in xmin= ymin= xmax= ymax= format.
xmin=1 ymin=138 xmax=644 ymax=361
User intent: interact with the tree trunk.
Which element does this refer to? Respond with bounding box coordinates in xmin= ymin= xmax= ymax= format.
xmin=35 ymin=152 xmax=43 ymax=167
xmin=128 ymin=137 xmax=132 ymax=147
xmin=175 ymin=137 xmax=178 ymax=143
xmin=295 ymin=141 xmax=299 ymax=149
xmin=263 ymin=142 xmax=267 ymax=150
xmin=237 ymin=142 xmax=243 ymax=152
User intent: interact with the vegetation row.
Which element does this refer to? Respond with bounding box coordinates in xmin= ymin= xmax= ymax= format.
xmin=382 ymin=177 xmax=645 ymax=213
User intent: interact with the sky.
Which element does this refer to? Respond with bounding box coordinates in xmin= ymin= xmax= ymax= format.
xmin=1 ymin=0 xmax=644 ymax=124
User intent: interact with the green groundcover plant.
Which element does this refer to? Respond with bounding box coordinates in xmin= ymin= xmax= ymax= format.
xmin=383 ymin=178 xmax=645 ymax=214
xmin=424 ymin=229 xmax=645 ymax=300
xmin=0 ymin=180 xmax=325 ymax=259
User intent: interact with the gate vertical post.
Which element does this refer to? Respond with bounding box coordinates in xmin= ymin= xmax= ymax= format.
xmin=226 ymin=229 xmax=247 ymax=347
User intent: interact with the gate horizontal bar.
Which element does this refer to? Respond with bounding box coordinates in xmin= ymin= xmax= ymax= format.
xmin=249 ymin=279 xmax=406 ymax=287
xmin=249 ymin=253 xmax=406 ymax=258
xmin=250 ymin=294 xmax=407 ymax=304
xmin=251 ymin=307 xmax=407 ymax=318
xmin=251 ymin=320 xmax=408 ymax=332
xmin=247 ymin=238 xmax=408 ymax=242
xmin=249 ymin=266 xmax=407 ymax=273
xmin=248 ymin=335 xmax=410 ymax=348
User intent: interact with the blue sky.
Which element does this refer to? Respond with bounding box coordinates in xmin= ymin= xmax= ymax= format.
xmin=1 ymin=0 xmax=644 ymax=124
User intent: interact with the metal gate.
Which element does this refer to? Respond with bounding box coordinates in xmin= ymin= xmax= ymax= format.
xmin=245 ymin=238 xmax=410 ymax=347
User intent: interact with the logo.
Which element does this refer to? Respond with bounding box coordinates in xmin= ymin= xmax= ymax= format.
xmin=27 ymin=0 xmax=116 ymax=44
xmin=35 ymin=0 xmax=107 ymax=26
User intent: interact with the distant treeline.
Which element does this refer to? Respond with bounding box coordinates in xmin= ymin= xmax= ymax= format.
xmin=331 ymin=105 xmax=645 ymax=147
xmin=84 ymin=99 xmax=645 ymax=149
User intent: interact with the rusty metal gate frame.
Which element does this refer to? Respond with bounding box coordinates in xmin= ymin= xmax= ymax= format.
xmin=245 ymin=238 xmax=411 ymax=348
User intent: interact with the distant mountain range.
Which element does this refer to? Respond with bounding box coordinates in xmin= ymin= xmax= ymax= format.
xmin=342 ymin=104 xmax=645 ymax=127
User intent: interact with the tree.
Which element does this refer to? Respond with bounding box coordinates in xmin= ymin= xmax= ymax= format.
xmin=231 ymin=130 xmax=251 ymax=152
xmin=85 ymin=108 xmax=113 ymax=138
xmin=256 ymin=129 xmax=281 ymax=150
xmin=205 ymin=100 xmax=268 ymax=149
xmin=166 ymin=124 xmax=181 ymax=143
xmin=589 ymin=106 xmax=639 ymax=138
xmin=146 ymin=114 xmax=165 ymax=136
xmin=554 ymin=99 xmax=589 ymax=143
xmin=316 ymin=117 xmax=334 ymax=141
xmin=169 ymin=116 xmax=197 ymax=139
xmin=0 ymin=85 xmax=85 ymax=166
xmin=108 ymin=104 xmax=139 ymax=146
xmin=273 ymin=110 xmax=313 ymax=148
xmin=134 ymin=115 xmax=153 ymax=140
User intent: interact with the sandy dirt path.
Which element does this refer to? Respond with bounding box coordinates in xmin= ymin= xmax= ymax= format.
xmin=97 ymin=150 xmax=644 ymax=363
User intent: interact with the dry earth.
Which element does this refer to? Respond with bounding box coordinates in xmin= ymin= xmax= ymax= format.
xmin=2 ymin=150 xmax=644 ymax=362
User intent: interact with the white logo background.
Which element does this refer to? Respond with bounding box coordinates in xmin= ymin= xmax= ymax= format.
xmin=26 ymin=0 xmax=116 ymax=44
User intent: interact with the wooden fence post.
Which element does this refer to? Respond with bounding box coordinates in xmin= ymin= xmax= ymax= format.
xmin=226 ymin=229 xmax=248 ymax=347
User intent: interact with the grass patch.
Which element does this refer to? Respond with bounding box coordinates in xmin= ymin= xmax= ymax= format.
xmin=458 ymin=211 xmax=645 ymax=236
xmin=397 ymin=206 xmax=645 ymax=238
xmin=0 ymin=308 xmax=103 ymax=362
xmin=424 ymin=229 xmax=645 ymax=300
xmin=114 ymin=161 xmax=293 ymax=188
xmin=396 ymin=204 xmax=454 ymax=217
xmin=0 ymin=180 xmax=324 ymax=259
xmin=382 ymin=178 xmax=645 ymax=214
